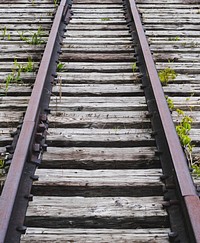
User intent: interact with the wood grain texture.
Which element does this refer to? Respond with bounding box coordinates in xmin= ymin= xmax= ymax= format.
xmin=21 ymin=228 xmax=170 ymax=243
xmin=32 ymin=168 xmax=163 ymax=197
xmin=26 ymin=196 xmax=168 ymax=228
xmin=20 ymin=0 xmax=172 ymax=241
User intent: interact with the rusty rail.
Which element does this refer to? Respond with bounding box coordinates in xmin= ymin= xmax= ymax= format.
xmin=0 ymin=0 xmax=199 ymax=242
xmin=0 ymin=0 xmax=71 ymax=242
xmin=125 ymin=0 xmax=200 ymax=242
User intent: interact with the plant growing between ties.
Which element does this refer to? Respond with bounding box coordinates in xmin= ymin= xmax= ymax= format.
xmin=18 ymin=26 xmax=45 ymax=45
xmin=166 ymin=96 xmax=200 ymax=177
xmin=132 ymin=62 xmax=137 ymax=72
xmin=101 ymin=17 xmax=110 ymax=21
xmin=54 ymin=0 xmax=59 ymax=7
xmin=166 ymin=96 xmax=175 ymax=111
xmin=168 ymin=36 xmax=180 ymax=41
xmin=30 ymin=26 xmax=44 ymax=45
xmin=1 ymin=27 xmax=11 ymax=40
xmin=4 ymin=57 xmax=34 ymax=93
xmin=176 ymin=109 xmax=193 ymax=160
xmin=22 ymin=57 xmax=34 ymax=72
xmin=0 ymin=157 xmax=5 ymax=176
xmin=158 ymin=67 xmax=177 ymax=86
xmin=57 ymin=62 xmax=64 ymax=72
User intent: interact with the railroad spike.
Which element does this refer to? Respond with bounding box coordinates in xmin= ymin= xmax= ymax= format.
xmin=44 ymin=108 xmax=51 ymax=115
xmin=138 ymin=74 xmax=144 ymax=78
xmin=151 ymin=131 xmax=158 ymax=137
xmin=169 ymin=200 xmax=179 ymax=206
xmin=5 ymin=160 xmax=12 ymax=166
xmin=155 ymin=150 xmax=162 ymax=156
xmin=6 ymin=145 xmax=14 ymax=153
xmin=10 ymin=130 xmax=18 ymax=138
xmin=160 ymin=174 xmax=169 ymax=181
xmin=165 ymin=183 xmax=175 ymax=190
xmin=162 ymin=185 xmax=168 ymax=193
xmin=168 ymin=232 xmax=178 ymax=239
xmin=5 ymin=153 xmax=13 ymax=161
xmin=37 ymin=124 xmax=46 ymax=133
xmin=30 ymin=157 xmax=41 ymax=166
xmin=33 ymin=143 xmax=41 ymax=152
xmin=30 ymin=175 xmax=39 ymax=181
xmin=162 ymin=201 xmax=171 ymax=208
xmin=16 ymin=226 xmax=27 ymax=234
xmin=17 ymin=124 xmax=22 ymax=129
xmin=145 ymin=112 xmax=153 ymax=118
xmin=52 ymin=74 xmax=58 ymax=78
xmin=163 ymin=194 xmax=170 ymax=201
xmin=140 ymin=85 xmax=146 ymax=90
xmin=24 ymin=194 xmax=33 ymax=201
xmin=196 ymin=185 xmax=200 ymax=193
xmin=35 ymin=133 xmax=44 ymax=142
xmin=42 ymin=144 xmax=48 ymax=152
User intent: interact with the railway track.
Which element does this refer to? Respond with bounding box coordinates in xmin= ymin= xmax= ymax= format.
xmin=0 ymin=0 xmax=56 ymax=164
xmin=136 ymin=0 xmax=200 ymax=173
xmin=136 ymin=0 xmax=200 ymax=228
xmin=0 ymin=0 xmax=200 ymax=242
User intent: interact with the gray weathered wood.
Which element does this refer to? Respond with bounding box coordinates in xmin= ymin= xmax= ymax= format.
xmin=42 ymin=146 xmax=159 ymax=169
xmin=47 ymin=111 xmax=150 ymax=128
xmin=32 ymin=168 xmax=163 ymax=196
xmin=26 ymin=196 xmax=166 ymax=217
xmin=21 ymin=228 xmax=170 ymax=243
xmin=55 ymin=72 xmax=140 ymax=83
xmin=52 ymin=83 xmax=142 ymax=95
xmin=46 ymin=127 xmax=154 ymax=147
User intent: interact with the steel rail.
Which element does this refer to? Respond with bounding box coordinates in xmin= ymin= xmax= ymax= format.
xmin=0 ymin=0 xmax=71 ymax=242
xmin=126 ymin=0 xmax=200 ymax=242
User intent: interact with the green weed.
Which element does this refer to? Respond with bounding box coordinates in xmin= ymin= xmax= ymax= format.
xmin=101 ymin=17 xmax=110 ymax=21
xmin=18 ymin=30 xmax=28 ymax=42
xmin=22 ymin=57 xmax=34 ymax=72
xmin=167 ymin=98 xmax=194 ymax=165
xmin=192 ymin=164 xmax=200 ymax=177
xmin=0 ymin=159 xmax=4 ymax=169
xmin=5 ymin=74 xmax=13 ymax=93
xmin=4 ymin=58 xmax=34 ymax=93
xmin=168 ymin=36 xmax=180 ymax=41
xmin=2 ymin=27 xmax=11 ymax=40
xmin=165 ymin=94 xmax=198 ymax=175
xmin=57 ymin=62 xmax=64 ymax=72
xmin=166 ymin=96 xmax=175 ymax=111
xmin=158 ymin=67 xmax=177 ymax=86
xmin=18 ymin=27 xmax=45 ymax=45
xmin=54 ymin=0 xmax=58 ymax=7
xmin=132 ymin=62 xmax=137 ymax=72
xmin=160 ymin=62 xmax=200 ymax=176
xmin=176 ymin=114 xmax=193 ymax=151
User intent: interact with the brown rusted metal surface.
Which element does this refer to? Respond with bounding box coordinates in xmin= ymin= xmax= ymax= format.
xmin=0 ymin=122 xmax=34 ymax=242
xmin=0 ymin=0 xmax=69 ymax=242
xmin=128 ymin=0 xmax=195 ymax=195
xmin=128 ymin=0 xmax=200 ymax=242
xmin=185 ymin=196 xmax=200 ymax=243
